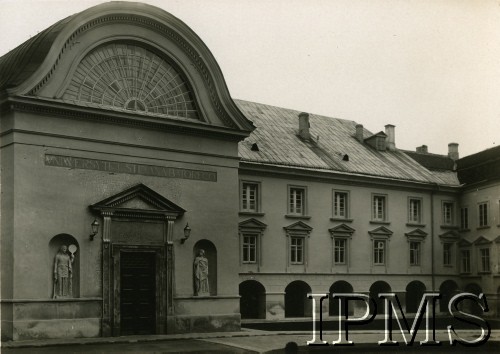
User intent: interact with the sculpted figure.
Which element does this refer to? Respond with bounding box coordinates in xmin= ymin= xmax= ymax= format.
xmin=53 ymin=245 xmax=74 ymax=298
xmin=194 ymin=249 xmax=210 ymax=296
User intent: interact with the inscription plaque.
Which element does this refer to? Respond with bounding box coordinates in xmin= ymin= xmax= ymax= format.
xmin=45 ymin=154 xmax=217 ymax=182
xmin=112 ymin=221 xmax=164 ymax=244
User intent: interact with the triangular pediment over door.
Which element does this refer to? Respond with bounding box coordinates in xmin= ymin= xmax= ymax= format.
xmin=90 ymin=183 xmax=185 ymax=219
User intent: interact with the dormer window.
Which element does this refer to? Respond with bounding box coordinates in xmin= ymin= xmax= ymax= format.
xmin=364 ymin=132 xmax=387 ymax=151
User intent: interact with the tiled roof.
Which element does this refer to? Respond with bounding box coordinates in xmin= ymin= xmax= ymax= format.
xmin=235 ymin=99 xmax=460 ymax=187
xmin=0 ymin=15 xmax=74 ymax=91
xmin=404 ymin=150 xmax=455 ymax=171
xmin=457 ymin=145 xmax=500 ymax=185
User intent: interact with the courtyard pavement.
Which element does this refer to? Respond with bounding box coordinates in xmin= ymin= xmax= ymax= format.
xmin=2 ymin=329 xmax=500 ymax=353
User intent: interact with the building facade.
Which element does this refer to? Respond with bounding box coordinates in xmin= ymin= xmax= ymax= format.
xmin=456 ymin=146 xmax=500 ymax=315
xmin=0 ymin=2 xmax=254 ymax=341
xmin=1 ymin=1 xmax=498 ymax=342
xmin=235 ymin=101 xmax=471 ymax=320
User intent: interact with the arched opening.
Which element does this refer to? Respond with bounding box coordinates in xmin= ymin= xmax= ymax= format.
xmin=369 ymin=281 xmax=391 ymax=316
xmin=406 ymin=281 xmax=426 ymax=313
xmin=48 ymin=234 xmax=80 ymax=298
xmin=464 ymin=283 xmax=483 ymax=316
xmin=329 ymin=281 xmax=354 ymax=316
xmin=439 ymin=280 xmax=459 ymax=313
xmin=285 ymin=281 xmax=312 ymax=318
xmin=193 ymin=240 xmax=217 ymax=296
xmin=239 ymin=280 xmax=266 ymax=319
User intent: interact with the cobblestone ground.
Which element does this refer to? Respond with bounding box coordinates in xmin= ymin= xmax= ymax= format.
xmin=2 ymin=330 xmax=499 ymax=354
xmin=2 ymin=339 xmax=255 ymax=354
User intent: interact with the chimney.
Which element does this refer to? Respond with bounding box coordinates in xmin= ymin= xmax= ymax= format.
xmin=298 ymin=112 xmax=310 ymax=140
xmin=416 ymin=145 xmax=428 ymax=153
xmin=448 ymin=143 xmax=459 ymax=160
xmin=385 ymin=124 xmax=396 ymax=151
xmin=355 ymin=124 xmax=364 ymax=142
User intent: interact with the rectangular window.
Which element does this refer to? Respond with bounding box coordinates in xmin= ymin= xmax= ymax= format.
xmin=373 ymin=240 xmax=385 ymax=265
xmin=333 ymin=191 xmax=349 ymax=219
xmin=443 ymin=243 xmax=452 ymax=266
xmin=289 ymin=187 xmax=306 ymax=215
xmin=241 ymin=182 xmax=259 ymax=212
xmin=372 ymin=195 xmax=387 ymax=221
xmin=460 ymin=207 xmax=469 ymax=230
xmin=290 ymin=237 xmax=304 ymax=264
xmin=409 ymin=241 xmax=421 ymax=266
xmin=443 ymin=202 xmax=454 ymax=225
xmin=408 ymin=198 xmax=422 ymax=224
xmin=242 ymin=235 xmax=257 ymax=263
xmin=334 ymin=239 xmax=346 ymax=264
xmin=478 ymin=202 xmax=489 ymax=227
xmin=460 ymin=249 xmax=471 ymax=273
xmin=480 ymin=248 xmax=490 ymax=272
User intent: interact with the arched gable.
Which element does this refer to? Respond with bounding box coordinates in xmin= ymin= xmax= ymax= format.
xmin=0 ymin=2 xmax=253 ymax=132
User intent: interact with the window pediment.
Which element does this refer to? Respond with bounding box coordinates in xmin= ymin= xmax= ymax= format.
xmin=284 ymin=221 xmax=313 ymax=237
xmin=405 ymin=228 xmax=427 ymax=241
xmin=439 ymin=230 xmax=460 ymax=242
xmin=473 ymin=236 xmax=492 ymax=246
xmin=239 ymin=218 xmax=267 ymax=233
xmin=329 ymin=224 xmax=355 ymax=238
xmin=368 ymin=226 xmax=393 ymax=239
xmin=457 ymin=239 xmax=472 ymax=248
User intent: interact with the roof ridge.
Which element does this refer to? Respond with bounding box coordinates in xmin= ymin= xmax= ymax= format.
xmin=233 ymin=98 xmax=358 ymax=125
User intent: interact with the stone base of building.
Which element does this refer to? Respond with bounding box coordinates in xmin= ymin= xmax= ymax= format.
xmin=4 ymin=318 xmax=101 ymax=341
xmin=1 ymin=299 xmax=102 ymax=341
xmin=171 ymin=314 xmax=241 ymax=333
xmin=1 ymin=298 xmax=241 ymax=341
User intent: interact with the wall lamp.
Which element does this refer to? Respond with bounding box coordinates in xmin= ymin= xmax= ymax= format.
xmin=181 ymin=223 xmax=191 ymax=244
xmin=89 ymin=219 xmax=100 ymax=241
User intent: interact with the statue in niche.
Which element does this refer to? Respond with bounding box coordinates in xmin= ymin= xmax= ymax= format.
xmin=194 ymin=249 xmax=210 ymax=296
xmin=53 ymin=245 xmax=75 ymax=298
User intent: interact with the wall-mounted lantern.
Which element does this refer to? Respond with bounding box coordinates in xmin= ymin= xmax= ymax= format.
xmin=181 ymin=223 xmax=191 ymax=244
xmin=89 ymin=219 xmax=100 ymax=241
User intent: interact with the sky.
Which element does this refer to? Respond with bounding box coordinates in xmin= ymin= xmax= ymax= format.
xmin=1 ymin=0 xmax=499 ymax=158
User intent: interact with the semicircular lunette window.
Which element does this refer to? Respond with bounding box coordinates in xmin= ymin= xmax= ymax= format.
xmin=62 ymin=43 xmax=198 ymax=119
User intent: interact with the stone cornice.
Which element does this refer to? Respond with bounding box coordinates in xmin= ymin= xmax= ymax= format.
xmin=239 ymin=161 xmax=462 ymax=193
xmin=5 ymin=96 xmax=248 ymax=142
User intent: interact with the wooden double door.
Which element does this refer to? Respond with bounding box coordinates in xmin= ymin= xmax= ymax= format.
xmin=120 ymin=251 xmax=157 ymax=335
xmin=112 ymin=246 xmax=166 ymax=336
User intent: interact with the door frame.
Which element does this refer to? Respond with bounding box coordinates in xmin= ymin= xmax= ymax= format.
xmin=112 ymin=244 xmax=166 ymax=336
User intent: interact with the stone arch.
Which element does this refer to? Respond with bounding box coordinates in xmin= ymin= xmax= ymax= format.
xmin=406 ymin=281 xmax=426 ymax=313
xmin=285 ymin=281 xmax=312 ymax=318
xmin=0 ymin=2 xmax=254 ymax=131
xmin=464 ymin=283 xmax=483 ymax=316
xmin=329 ymin=281 xmax=354 ymax=316
xmin=48 ymin=234 xmax=80 ymax=298
xmin=439 ymin=280 xmax=459 ymax=313
xmin=239 ymin=280 xmax=266 ymax=319
xmin=369 ymin=281 xmax=391 ymax=315
xmin=193 ymin=240 xmax=217 ymax=296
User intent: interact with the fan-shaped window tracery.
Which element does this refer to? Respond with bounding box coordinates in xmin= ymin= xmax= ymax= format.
xmin=62 ymin=43 xmax=198 ymax=119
